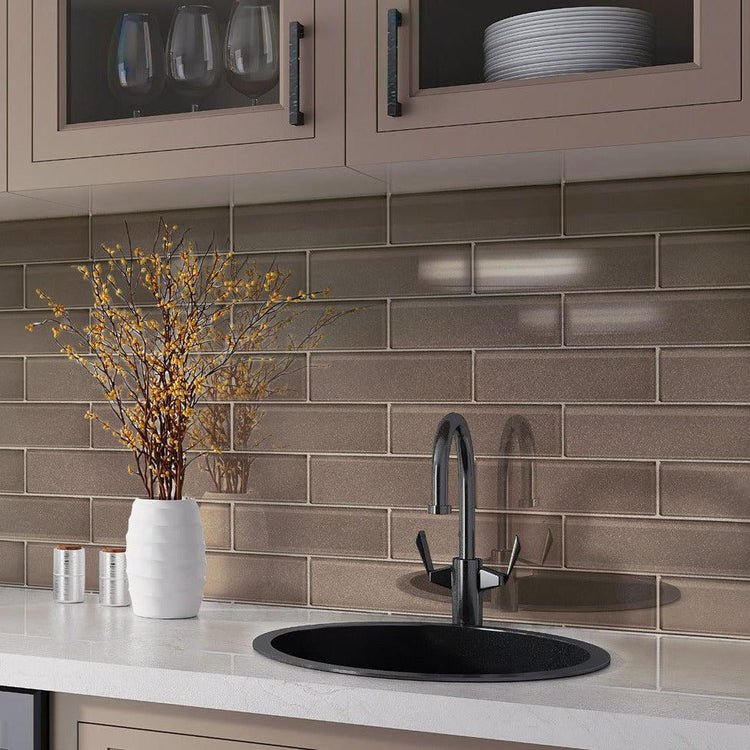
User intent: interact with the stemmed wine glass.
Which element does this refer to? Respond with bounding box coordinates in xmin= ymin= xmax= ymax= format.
xmin=224 ymin=0 xmax=280 ymax=106
xmin=166 ymin=5 xmax=223 ymax=112
xmin=107 ymin=12 xmax=166 ymax=118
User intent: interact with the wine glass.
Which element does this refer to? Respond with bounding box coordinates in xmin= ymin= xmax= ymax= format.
xmin=166 ymin=5 xmax=223 ymax=112
xmin=224 ymin=0 xmax=280 ymax=106
xmin=107 ymin=13 xmax=166 ymax=118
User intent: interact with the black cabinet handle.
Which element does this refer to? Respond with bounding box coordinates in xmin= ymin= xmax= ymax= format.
xmin=387 ymin=8 xmax=402 ymax=117
xmin=289 ymin=21 xmax=304 ymax=126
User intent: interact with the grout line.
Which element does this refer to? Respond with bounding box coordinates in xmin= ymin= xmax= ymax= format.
xmin=306 ymin=555 xmax=312 ymax=606
xmin=470 ymin=350 xmax=476 ymax=402
xmin=560 ymin=293 xmax=565 ymax=346
xmin=560 ymin=177 xmax=566 ymax=236
xmin=386 ymin=298 xmax=392 ymax=349
xmin=306 ymin=454 xmax=311 ymax=504
xmin=386 ymin=403 xmax=392 ymax=454
xmin=387 ymin=508 xmax=393 ymax=559
xmin=655 ymin=460 xmax=662 ymax=516
xmin=656 ymin=573 xmax=662 ymax=632
xmin=655 ymin=233 xmax=661 ymax=288
xmin=470 ymin=241 xmax=476 ymax=294
xmin=655 ymin=346 xmax=661 ymax=402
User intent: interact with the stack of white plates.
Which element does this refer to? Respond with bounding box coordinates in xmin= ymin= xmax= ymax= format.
xmin=484 ymin=7 xmax=655 ymax=82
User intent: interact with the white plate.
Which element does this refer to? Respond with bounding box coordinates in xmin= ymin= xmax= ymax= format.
xmin=485 ymin=49 xmax=652 ymax=68
xmin=485 ymin=23 xmax=653 ymax=45
xmin=485 ymin=58 xmax=652 ymax=76
xmin=485 ymin=60 xmax=644 ymax=80
xmin=484 ymin=32 xmax=654 ymax=54
xmin=485 ymin=44 xmax=653 ymax=65
xmin=485 ymin=7 xmax=653 ymax=34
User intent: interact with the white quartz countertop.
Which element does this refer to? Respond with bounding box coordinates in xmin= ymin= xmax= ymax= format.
xmin=0 ymin=588 xmax=748 ymax=750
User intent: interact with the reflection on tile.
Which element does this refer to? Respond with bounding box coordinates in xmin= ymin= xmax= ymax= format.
xmin=0 ymin=217 xmax=89 ymax=263
xmin=310 ymin=456 xmax=432 ymax=507
xmin=27 ymin=450 xmax=142 ymax=497
xmin=0 ymin=496 xmax=89 ymax=542
xmin=0 ymin=541 xmax=24 ymax=584
xmin=0 ymin=451 xmax=24 ymax=493
xmin=184 ymin=454 xmax=308 ymax=503
xmin=311 ymin=244 xmax=471 ymax=298
xmin=475 ymin=236 xmax=655 ymax=292
xmin=0 ymin=404 xmax=89 ymax=447
xmin=660 ymin=462 xmax=750 ymax=519
xmin=234 ymin=197 xmax=386 ymax=251
xmin=661 ymin=578 xmax=750 ymax=638
xmin=476 ymin=349 xmax=655 ymax=402
xmin=661 ymin=637 xmax=750 ymax=698
xmin=565 ymin=173 xmax=750 ymax=235
xmin=0 ymin=267 xmax=24 ymax=309
xmin=660 ymin=230 xmax=750 ymax=287
xmin=566 ymin=405 xmax=750 ymax=459
xmin=0 ymin=359 xmax=24 ymax=400
xmin=205 ymin=552 xmax=307 ymax=604
xmin=92 ymin=498 xmax=230 ymax=550
xmin=235 ymin=505 xmax=387 ymax=557
xmin=26 ymin=357 xmax=102 ymax=401
xmin=391 ymin=186 xmax=560 ymax=244
xmin=391 ymin=404 xmax=562 ymax=457
xmin=93 ymin=207 xmax=230 ymax=256
xmin=0 ymin=311 xmax=89 ymax=354
xmin=238 ymin=251 xmax=307 ymax=294
xmin=477 ymin=459 xmax=656 ymax=514
xmin=660 ymin=348 xmax=750 ymax=402
xmin=565 ymin=517 xmax=750 ymax=576
xmin=565 ymin=290 xmax=750 ymax=346
xmin=311 ymin=352 xmax=472 ymax=402
xmin=390 ymin=510 xmax=562 ymax=566
xmin=26 ymin=263 xmax=93 ymax=309
xmin=391 ymin=296 xmax=561 ymax=349
xmin=238 ymin=404 xmax=388 ymax=453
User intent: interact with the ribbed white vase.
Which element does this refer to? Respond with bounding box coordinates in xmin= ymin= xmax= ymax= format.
xmin=125 ymin=498 xmax=206 ymax=619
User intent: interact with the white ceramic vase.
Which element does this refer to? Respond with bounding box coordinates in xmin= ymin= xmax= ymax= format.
xmin=125 ymin=497 xmax=206 ymax=619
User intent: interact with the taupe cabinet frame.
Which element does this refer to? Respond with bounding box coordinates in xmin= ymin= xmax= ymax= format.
xmin=7 ymin=0 xmax=345 ymax=190
xmin=346 ymin=0 xmax=750 ymax=166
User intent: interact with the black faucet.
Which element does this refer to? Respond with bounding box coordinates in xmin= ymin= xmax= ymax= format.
xmin=416 ymin=413 xmax=521 ymax=627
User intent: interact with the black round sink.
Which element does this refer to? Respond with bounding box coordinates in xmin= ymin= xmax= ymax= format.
xmin=253 ymin=622 xmax=610 ymax=682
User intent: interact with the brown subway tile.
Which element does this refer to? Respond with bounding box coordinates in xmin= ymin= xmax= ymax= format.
xmin=0 ymin=404 xmax=89 ymax=448
xmin=391 ymin=296 xmax=561 ymax=349
xmin=390 ymin=186 xmax=560 ymax=244
xmin=26 ymin=357 xmax=102 ymax=401
xmin=311 ymin=245 xmax=471 ymax=298
xmin=476 ymin=459 xmax=656 ymax=515
xmin=235 ymin=505 xmax=388 ymax=557
xmin=0 ymin=359 xmax=24 ymax=400
xmin=239 ymin=251 xmax=307 ymax=294
xmin=311 ymin=557 xmax=448 ymax=615
xmin=93 ymin=207 xmax=230 ymax=257
xmin=565 ymin=517 xmax=750 ymax=576
xmin=92 ymin=498 xmax=231 ymax=549
xmin=237 ymin=404 xmax=387 ymax=453
xmin=0 ymin=217 xmax=89 ymax=263
xmin=475 ymin=236 xmax=655 ymax=293
xmin=565 ymin=290 xmax=750 ymax=346
xmin=661 ymin=578 xmax=750 ymax=638
xmin=565 ymin=173 xmax=750 ymax=235
xmin=0 ymin=495 xmax=89 ymax=542
xmin=200 ymin=354 xmax=307 ymax=402
xmin=185 ymin=453 xmax=308 ymax=502
xmin=660 ymin=348 xmax=750 ymax=402
xmin=26 ymin=263 xmax=92 ymax=309
xmin=0 ymin=451 xmax=24 ymax=492
xmin=566 ymin=405 xmax=750 ymax=459
xmin=241 ymin=301 xmax=387 ymax=351
xmin=476 ymin=349 xmax=655 ymax=402
xmin=205 ymin=552 xmax=307 ymax=604
xmin=660 ymin=637 xmax=750 ymax=698
xmin=0 ymin=541 xmax=24 ymax=584
xmin=660 ymin=230 xmax=750 ymax=288
xmin=27 ymin=450 xmax=142 ymax=497
xmin=391 ymin=404 xmax=562 ymax=457
xmin=0 ymin=267 xmax=23 ymax=309
xmin=390 ymin=510 xmax=562 ymax=566
xmin=0 ymin=311 xmax=89 ymax=355
xmin=234 ymin=197 xmax=387 ymax=251
xmin=660 ymin=462 xmax=750 ymax=519
xmin=311 ymin=352 xmax=472 ymax=402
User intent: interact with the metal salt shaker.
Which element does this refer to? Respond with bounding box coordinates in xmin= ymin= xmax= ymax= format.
xmin=53 ymin=545 xmax=85 ymax=603
xmin=98 ymin=547 xmax=130 ymax=607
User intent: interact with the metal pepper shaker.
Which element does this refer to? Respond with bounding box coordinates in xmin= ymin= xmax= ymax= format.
xmin=53 ymin=545 xmax=85 ymax=603
xmin=98 ymin=547 xmax=130 ymax=607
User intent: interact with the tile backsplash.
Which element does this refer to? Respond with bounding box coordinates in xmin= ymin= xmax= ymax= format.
xmin=0 ymin=172 xmax=749 ymax=639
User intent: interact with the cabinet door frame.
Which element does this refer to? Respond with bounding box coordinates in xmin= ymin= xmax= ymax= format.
xmin=0 ymin=0 xmax=6 ymax=192
xmin=8 ymin=0 xmax=345 ymax=190
xmin=346 ymin=0 xmax=750 ymax=166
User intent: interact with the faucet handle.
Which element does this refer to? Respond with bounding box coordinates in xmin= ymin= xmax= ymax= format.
xmin=415 ymin=531 xmax=452 ymax=589
xmin=505 ymin=534 xmax=522 ymax=578
xmin=479 ymin=535 xmax=522 ymax=591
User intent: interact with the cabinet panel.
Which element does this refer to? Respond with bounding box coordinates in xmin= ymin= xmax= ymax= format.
xmin=79 ymin=722 xmax=294 ymax=749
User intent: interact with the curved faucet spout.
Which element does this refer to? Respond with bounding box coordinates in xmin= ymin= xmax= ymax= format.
xmin=430 ymin=412 xmax=476 ymax=560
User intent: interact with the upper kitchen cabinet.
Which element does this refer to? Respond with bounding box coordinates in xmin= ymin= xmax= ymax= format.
xmin=346 ymin=1 xmax=749 ymax=167
xmin=7 ymin=0 xmax=345 ymax=190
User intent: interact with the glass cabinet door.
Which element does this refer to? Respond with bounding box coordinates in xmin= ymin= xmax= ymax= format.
xmin=375 ymin=0 xmax=741 ymax=133
xmin=29 ymin=0 xmax=316 ymax=161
